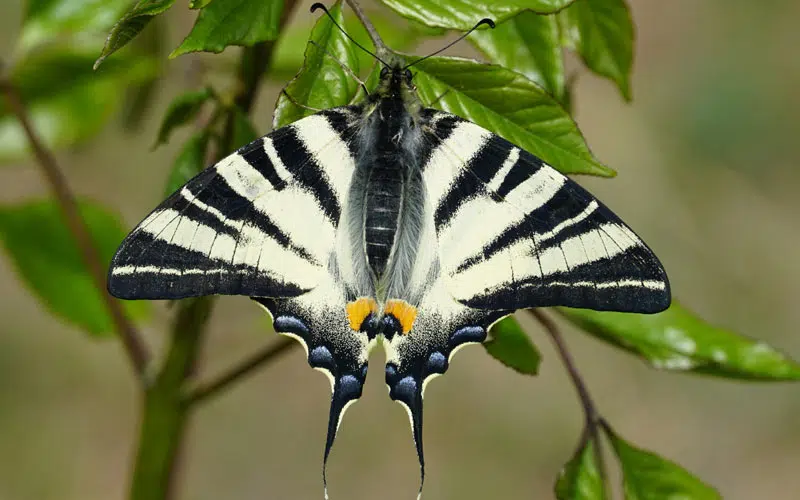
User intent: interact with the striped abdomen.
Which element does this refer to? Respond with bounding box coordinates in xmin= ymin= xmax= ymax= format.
xmin=364 ymin=162 xmax=403 ymax=278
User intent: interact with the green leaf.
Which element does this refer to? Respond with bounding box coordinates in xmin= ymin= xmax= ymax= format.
xmin=94 ymin=0 xmax=176 ymax=69
xmin=558 ymin=302 xmax=800 ymax=380
xmin=0 ymin=199 xmax=149 ymax=336
xmin=412 ymin=56 xmax=614 ymax=176
xmin=469 ymin=11 xmax=565 ymax=102
xmin=270 ymin=10 xmax=437 ymax=81
xmin=607 ymin=427 xmax=721 ymax=500
xmin=380 ymin=0 xmax=575 ymax=30
xmin=559 ymin=0 xmax=634 ymax=101
xmin=0 ymin=45 xmax=158 ymax=162
xmin=19 ymin=0 xmax=131 ymax=53
xmin=170 ymin=0 xmax=285 ymax=57
xmin=555 ymin=438 xmax=606 ymax=500
xmin=484 ymin=316 xmax=541 ymax=375
xmin=119 ymin=13 xmax=167 ymax=130
xmin=273 ymin=1 xmax=361 ymax=129
xmin=153 ymin=88 xmax=214 ymax=148
xmin=164 ymin=131 xmax=211 ymax=197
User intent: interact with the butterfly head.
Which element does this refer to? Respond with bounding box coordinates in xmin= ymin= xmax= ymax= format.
xmin=375 ymin=64 xmax=416 ymax=100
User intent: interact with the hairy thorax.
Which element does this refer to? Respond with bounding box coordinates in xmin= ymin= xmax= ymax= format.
xmin=348 ymin=97 xmax=426 ymax=306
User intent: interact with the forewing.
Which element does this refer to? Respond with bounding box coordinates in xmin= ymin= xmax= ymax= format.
xmin=421 ymin=110 xmax=671 ymax=313
xmin=108 ymin=108 xmax=360 ymax=300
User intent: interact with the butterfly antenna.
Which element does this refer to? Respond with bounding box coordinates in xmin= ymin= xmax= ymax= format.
xmin=310 ymin=3 xmax=390 ymax=67
xmin=403 ymin=18 xmax=495 ymax=70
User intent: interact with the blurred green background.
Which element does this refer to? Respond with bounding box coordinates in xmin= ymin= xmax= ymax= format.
xmin=1 ymin=0 xmax=799 ymax=499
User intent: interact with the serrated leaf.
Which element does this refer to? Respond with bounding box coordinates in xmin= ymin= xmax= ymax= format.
xmin=0 ymin=199 xmax=150 ymax=336
xmin=170 ymin=0 xmax=285 ymax=57
xmin=556 ymin=438 xmax=606 ymax=500
xmin=94 ymin=0 xmax=176 ymax=69
xmin=412 ymin=56 xmax=614 ymax=176
xmin=469 ymin=11 xmax=565 ymax=102
xmin=559 ymin=0 xmax=633 ymax=101
xmin=484 ymin=316 xmax=541 ymax=375
xmin=163 ymin=131 xmax=211 ymax=197
xmin=558 ymin=302 xmax=800 ymax=380
xmin=273 ymin=1 xmax=361 ymax=129
xmin=153 ymin=88 xmax=213 ymax=148
xmin=0 ymin=45 xmax=158 ymax=162
xmin=19 ymin=0 xmax=131 ymax=53
xmin=606 ymin=426 xmax=721 ymax=500
xmin=380 ymin=0 xmax=575 ymax=30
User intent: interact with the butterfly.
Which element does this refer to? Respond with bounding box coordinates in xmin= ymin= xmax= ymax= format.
xmin=108 ymin=4 xmax=670 ymax=496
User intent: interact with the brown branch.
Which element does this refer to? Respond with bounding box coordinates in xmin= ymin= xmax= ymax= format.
xmin=186 ymin=336 xmax=296 ymax=406
xmin=528 ymin=309 xmax=609 ymax=490
xmin=0 ymin=78 xmax=150 ymax=378
xmin=344 ymin=0 xmax=389 ymax=58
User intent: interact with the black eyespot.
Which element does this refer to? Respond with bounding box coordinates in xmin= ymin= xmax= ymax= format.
xmin=380 ymin=67 xmax=390 ymax=78
xmin=404 ymin=69 xmax=413 ymax=81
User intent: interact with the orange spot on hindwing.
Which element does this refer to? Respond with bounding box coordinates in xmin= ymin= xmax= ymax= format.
xmin=384 ymin=299 xmax=417 ymax=335
xmin=346 ymin=298 xmax=378 ymax=331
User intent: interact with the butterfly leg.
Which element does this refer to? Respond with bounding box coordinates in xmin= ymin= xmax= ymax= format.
xmin=281 ymin=89 xmax=324 ymax=112
xmin=308 ymin=39 xmax=370 ymax=99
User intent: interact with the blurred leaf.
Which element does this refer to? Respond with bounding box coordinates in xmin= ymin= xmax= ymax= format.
xmin=154 ymin=88 xmax=214 ymax=148
xmin=0 ymin=45 xmax=158 ymax=162
xmin=170 ymin=0 xmax=285 ymax=57
xmin=412 ymin=56 xmax=614 ymax=176
xmin=164 ymin=131 xmax=211 ymax=197
xmin=94 ymin=0 xmax=175 ymax=69
xmin=189 ymin=0 xmax=212 ymax=8
xmin=555 ymin=438 xmax=606 ymax=500
xmin=484 ymin=316 xmax=541 ymax=375
xmin=0 ymin=199 xmax=150 ymax=336
xmin=380 ymin=0 xmax=574 ymax=30
xmin=120 ymin=14 xmax=167 ymax=130
xmin=559 ymin=0 xmax=633 ymax=100
xmin=607 ymin=427 xmax=721 ymax=500
xmin=19 ymin=0 xmax=131 ymax=53
xmin=470 ymin=11 xmax=564 ymax=102
xmin=559 ymin=302 xmax=800 ymax=380
xmin=230 ymin=108 xmax=259 ymax=147
xmin=273 ymin=1 xmax=361 ymax=129
xmin=271 ymin=11 xmax=437 ymax=81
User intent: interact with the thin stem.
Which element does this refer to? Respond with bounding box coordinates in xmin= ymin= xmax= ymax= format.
xmin=129 ymin=1 xmax=302 ymax=497
xmin=0 ymin=78 xmax=150 ymax=379
xmin=344 ymin=0 xmax=389 ymax=59
xmin=186 ymin=336 xmax=296 ymax=406
xmin=527 ymin=309 xmax=610 ymax=490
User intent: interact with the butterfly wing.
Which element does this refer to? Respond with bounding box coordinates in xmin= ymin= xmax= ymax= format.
xmin=109 ymin=109 xmax=360 ymax=300
xmin=383 ymin=109 xmax=671 ymax=485
xmin=423 ymin=110 xmax=670 ymax=312
xmin=108 ymin=107 xmax=372 ymax=483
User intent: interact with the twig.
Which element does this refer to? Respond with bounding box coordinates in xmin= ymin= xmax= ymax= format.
xmin=0 ymin=78 xmax=150 ymax=378
xmin=129 ymin=3 xmax=303 ymax=499
xmin=186 ymin=336 xmax=296 ymax=405
xmin=528 ymin=309 xmax=610 ymax=490
xmin=344 ymin=0 xmax=389 ymax=59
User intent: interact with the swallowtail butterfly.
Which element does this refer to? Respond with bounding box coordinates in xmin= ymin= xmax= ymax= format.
xmin=108 ymin=4 xmax=670 ymax=496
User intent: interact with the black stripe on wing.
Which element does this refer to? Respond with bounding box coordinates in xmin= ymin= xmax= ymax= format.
xmin=424 ymin=115 xmax=671 ymax=314
xmin=108 ymin=108 xmax=361 ymax=300
xmin=461 ymin=246 xmax=668 ymax=312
